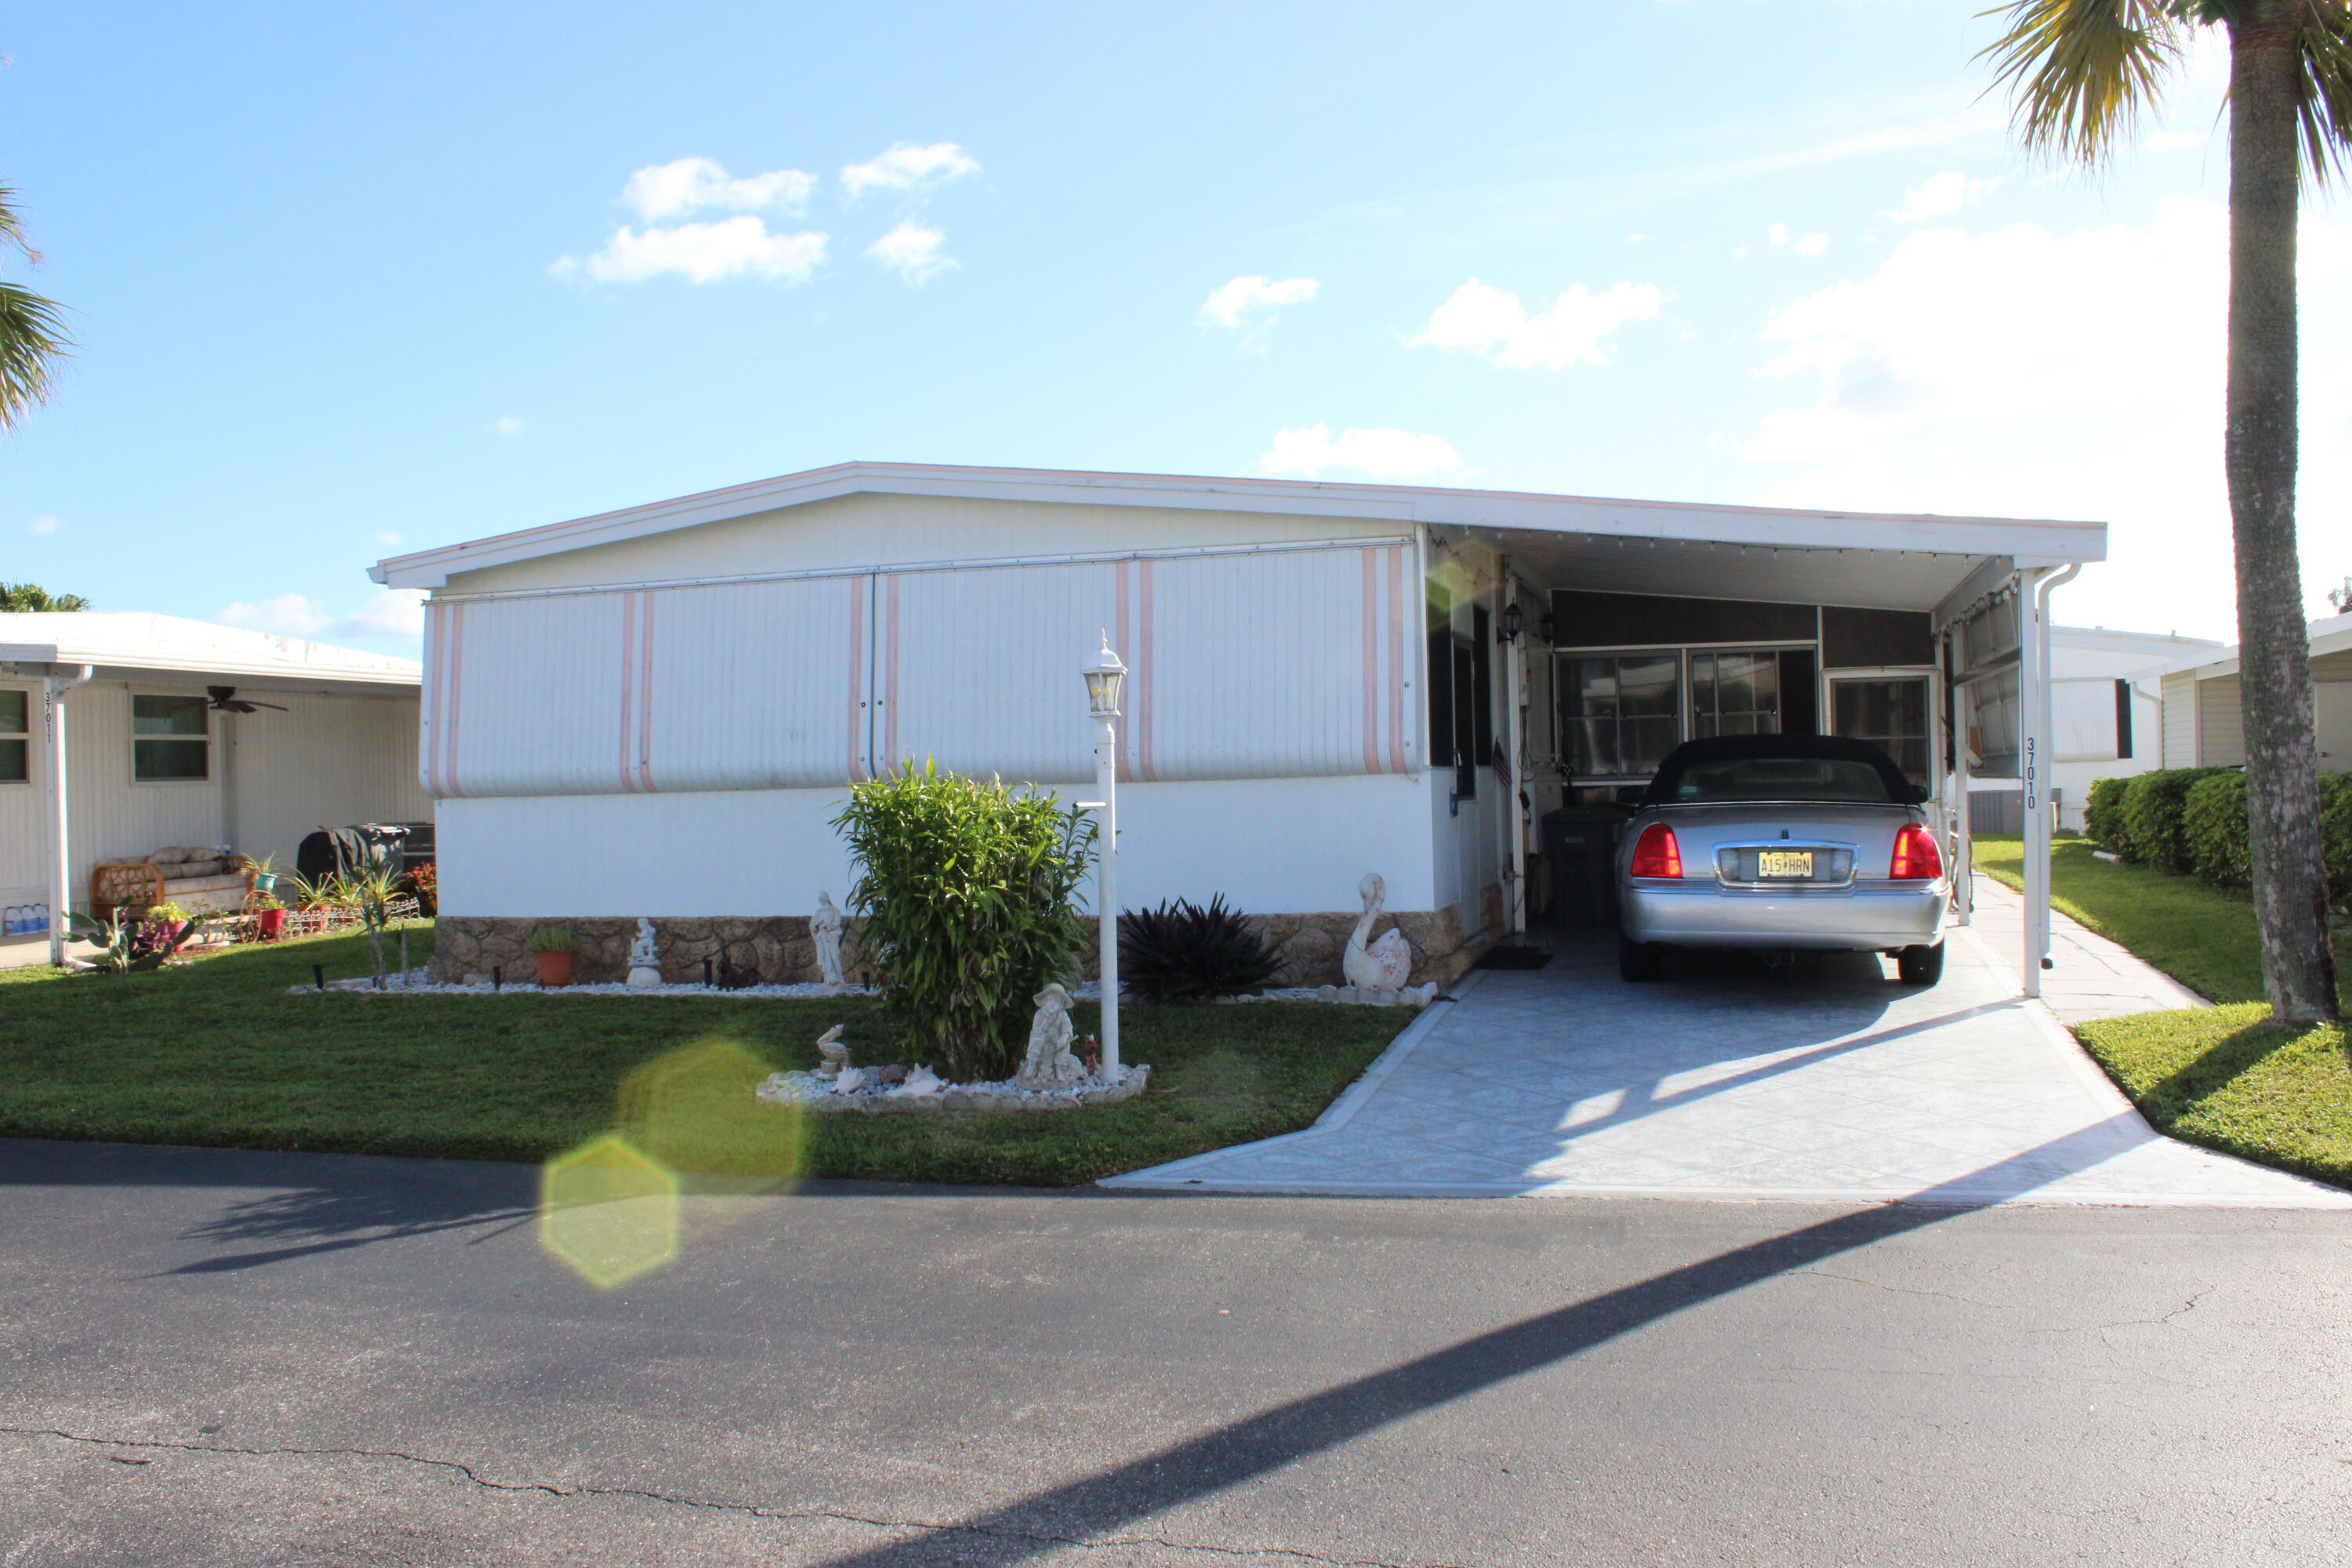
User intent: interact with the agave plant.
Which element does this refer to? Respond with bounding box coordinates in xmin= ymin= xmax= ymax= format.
xmin=1116 ymin=896 xmax=1281 ymax=1004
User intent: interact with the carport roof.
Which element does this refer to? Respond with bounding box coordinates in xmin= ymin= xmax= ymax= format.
xmin=0 ymin=612 xmax=420 ymax=692
xmin=370 ymin=461 xmax=2107 ymax=606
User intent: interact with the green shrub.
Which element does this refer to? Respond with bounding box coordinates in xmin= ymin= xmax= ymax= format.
xmin=2183 ymin=771 xmax=2251 ymax=889
xmin=2120 ymin=768 xmax=2234 ymax=876
xmin=834 ymin=761 xmax=1098 ymax=1081
xmin=2321 ymin=771 xmax=2352 ymax=906
xmin=1118 ymin=896 xmax=1283 ymax=1003
xmin=2083 ymin=775 xmax=2132 ymax=855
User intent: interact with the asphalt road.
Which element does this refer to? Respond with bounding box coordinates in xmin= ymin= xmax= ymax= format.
xmin=2 ymin=1138 xmax=2348 ymax=1567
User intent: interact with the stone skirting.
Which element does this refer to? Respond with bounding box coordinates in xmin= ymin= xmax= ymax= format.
xmin=429 ymin=900 xmax=1494 ymax=991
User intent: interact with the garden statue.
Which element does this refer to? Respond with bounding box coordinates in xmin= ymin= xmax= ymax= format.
xmin=814 ymin=1024 xmax=850 ymax=1081
xmin=1342 ymin=873 xmax=1414 ymax=993
xmin=626 ymin=917 xmax=662 ymax=990
xmin=1017 ymin=982 xmax=1083 ymax=1090
xmin=812 ymin=891 xmax=846 ymax=988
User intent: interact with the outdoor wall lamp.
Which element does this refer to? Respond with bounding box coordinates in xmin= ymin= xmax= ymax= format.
xmin=1498 ymin=601 xmax=1524 ymax=645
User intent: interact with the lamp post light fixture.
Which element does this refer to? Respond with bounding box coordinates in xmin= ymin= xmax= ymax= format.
xmin=1081 ymin=635 xmax=1127 ymax=1073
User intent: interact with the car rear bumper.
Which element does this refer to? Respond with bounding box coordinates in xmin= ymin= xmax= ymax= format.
xmin=1621 ymin=880 xmax=1947 ymax=950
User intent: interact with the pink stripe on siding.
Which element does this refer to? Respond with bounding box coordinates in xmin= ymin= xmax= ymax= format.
xmin=1113 ymin=560 xmax=1134 ymax=783
xmin=848 ymin=575 xmax=867 ymax=782
xmin=618 ymin=592 xmax=641 ymax=793
xmin=637 ymin=591 xmax=658 ymax=792
xmin=1360 ymin=547 xmax=1381 ymax=775
xmin=1386 ymin=545 xmax=1408 ymax=775
xmin=883 ymin=574 xmax=901 ymax=770
xmin=423 ymin=601 xmax=444 ymax=797
xmin=444 ymin=602 xmax=467 ymax=797
xmin=1137 ymin=559 xmax=1156 ymax=782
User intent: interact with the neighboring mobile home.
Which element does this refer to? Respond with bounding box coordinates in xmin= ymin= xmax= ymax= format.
xmin=0 ymin=613 xmax=431 ymax=963
xmin=2146 ymin=610 xmax=2352 ymax=773
xmin=370 ymin=462 xmax=2106 ymax=997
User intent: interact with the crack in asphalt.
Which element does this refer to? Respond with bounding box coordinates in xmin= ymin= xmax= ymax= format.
xmin=1 ymin=1425 xmax=1443 ymax=1568
xmin=2034 ymin=1287 xmax=2215 ymax=1335
xmin=1788 ymin=1269 xmax=2001 ymax=1309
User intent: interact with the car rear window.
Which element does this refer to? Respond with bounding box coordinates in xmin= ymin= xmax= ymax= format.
xmin=1662 ymin=757 xmax=1896 ymax=804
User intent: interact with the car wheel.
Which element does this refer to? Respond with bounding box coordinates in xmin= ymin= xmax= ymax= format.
xmin=1896 ymin=941 xmax=1945 ymax=986
xmin=1618 ymin=935 xmax=1664 ymax=982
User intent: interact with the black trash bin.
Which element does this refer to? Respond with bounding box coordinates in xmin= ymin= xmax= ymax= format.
xmin=1541 ymin=806 xmax=1632 ymax=928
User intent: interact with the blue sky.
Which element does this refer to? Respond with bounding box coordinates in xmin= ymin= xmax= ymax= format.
xmin=4 ymin=1 xmax=2347 ymax=654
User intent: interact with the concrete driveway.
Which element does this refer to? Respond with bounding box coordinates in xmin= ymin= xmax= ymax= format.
xmin=1109 ymin=880 xmax=2350 ymax=1207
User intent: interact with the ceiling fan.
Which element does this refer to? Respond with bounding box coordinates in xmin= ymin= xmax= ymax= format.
xmin=205 ymin=685 xmax=289 ymax=713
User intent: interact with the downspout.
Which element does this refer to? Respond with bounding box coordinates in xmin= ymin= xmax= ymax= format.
xmin=1947 ymin=622 xmax=1973 ymax=928
xmin=2020 ymin=563 xmax=2081 ymax=996
xmin=1502 ymin=568 xmax=1529 ymax=934
xmin=42 ymin=665 xmax=94 ymax=967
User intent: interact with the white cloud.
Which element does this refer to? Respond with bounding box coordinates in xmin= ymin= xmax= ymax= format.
xmin=27 ymin=515 xmax=58 ymax=535
xmin=1736 ymin=197 xmax=2352 ymax=636
xmin=1768 ymin=223 xmax=1830 ymax=254
xmin=2143 ymin=129 xmax=2209 ymax=153
xmin=553 ymin=217 xmax=828 ymax=285
xmin=1197 ymin=275 xmax=1319 ymax=347
xmin=620 ymin=157 xmax=815 ymax=220
xmin=840 ymin=142 xmax=981 ymax=199
xmin=1883 ymin=171 xmax=2000 ymax=223
xmin=1258 ymin=423 xmax=1463 ymax=480
xmin=864 ymin=221 xmax=956 ymax=285
xmin=374 ymin=530 xmax=405 ymax=546
xmin=492 ymin=416 xmax=525 ymax=436
xmin=1410 ymin=278 xmax=1663 ymax=370
xmin=219 ymin=588 xmax=426 ymax=647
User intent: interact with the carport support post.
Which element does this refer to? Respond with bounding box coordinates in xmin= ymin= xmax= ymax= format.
xmin=42 ymin=664 xmax=93 ymax=967
xmin=2016 ymin=564 xmax=2078 ymax=1000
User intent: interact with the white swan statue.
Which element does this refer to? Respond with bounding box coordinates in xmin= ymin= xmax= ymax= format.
xmin=1343 ymin=873 xmax=1414 ymax=991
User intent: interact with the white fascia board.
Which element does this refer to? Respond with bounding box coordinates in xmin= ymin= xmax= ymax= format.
xmin=370 ymin=460 xmax=2110 ymax=590
xmin=2141 ymin=612 xmax=2352 ymax=683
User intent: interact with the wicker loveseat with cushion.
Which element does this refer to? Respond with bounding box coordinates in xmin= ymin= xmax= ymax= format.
xmin=90 ymin=847 xmax=255 ymax=921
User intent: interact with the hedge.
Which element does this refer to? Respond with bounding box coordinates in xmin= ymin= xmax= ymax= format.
xmin=2087 ymin=765 xmax=2352 ymax=905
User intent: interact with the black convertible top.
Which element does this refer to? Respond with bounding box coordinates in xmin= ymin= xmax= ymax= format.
xmin=1641 ymin=733 xmax=1917 ymax=807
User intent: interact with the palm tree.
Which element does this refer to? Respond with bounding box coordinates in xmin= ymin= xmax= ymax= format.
xmin=1983 ymin=0 xmax=2349 ymax=1022
xmin=0 ymin=583 xmax=91 ymax=611
xmin=0 ymin=181 xmax=71 ymax=432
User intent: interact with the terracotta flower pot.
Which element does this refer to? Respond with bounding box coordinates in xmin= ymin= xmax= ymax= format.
xmin=533 ymin=950 xmax=576 ymax=988
xmin=256 ymin=908 xmax=285 ymax=941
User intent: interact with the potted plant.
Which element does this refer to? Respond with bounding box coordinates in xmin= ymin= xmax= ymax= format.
xmin=252 ymin=891 xmax=286 ymax=941
xmin=528 ymin=925 xmax=579 ymax=987
xmin=243 ymin=854 xmax=281 ymax=897
xmin=144 ymin=900 xmax=191 ymax=946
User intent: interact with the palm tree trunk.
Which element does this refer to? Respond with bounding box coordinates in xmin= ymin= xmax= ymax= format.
xmin=2228 ymin=1 xmax=2341 ymax=1022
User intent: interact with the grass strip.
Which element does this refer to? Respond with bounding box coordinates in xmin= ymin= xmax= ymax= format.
xmin=0 ymin=925 xmax=1409 ymax=1186
xmin=1971 ymin=835 xmax=2350 ymax=1189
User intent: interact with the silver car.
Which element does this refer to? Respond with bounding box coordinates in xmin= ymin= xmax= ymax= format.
xmin=1615 ymin=734 xmax=1949 ymax=985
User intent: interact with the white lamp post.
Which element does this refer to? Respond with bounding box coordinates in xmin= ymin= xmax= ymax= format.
xmin=1082 ymin=636 xmax=1127 ymax=1074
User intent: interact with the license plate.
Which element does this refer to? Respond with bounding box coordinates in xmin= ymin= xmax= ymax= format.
xmin=1757 ymin=851 xmax=1814 ymax=879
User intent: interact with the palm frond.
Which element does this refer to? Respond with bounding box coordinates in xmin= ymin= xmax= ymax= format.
xmin=0 ymin=281 xmax=71 ymax=431
xmin=1978 ymin=0 xmax=2190 ymax=165
xmin=2296 ymin=0 xmax=2352 ymax=183
xmin=0 ymin=181 xmax=39 ymax=267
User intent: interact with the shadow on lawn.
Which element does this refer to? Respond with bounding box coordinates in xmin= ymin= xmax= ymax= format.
xmin=2140 ymin=1017 xmax=2306 ymax=1122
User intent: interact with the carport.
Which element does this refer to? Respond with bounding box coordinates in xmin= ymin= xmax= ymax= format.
xmin=1425 ymin=496 xmax=2104 ymax=999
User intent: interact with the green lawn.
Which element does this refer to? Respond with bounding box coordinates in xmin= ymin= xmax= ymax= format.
xmin=0 ymin=925 xmax=1411 ymax=1186
xmin=1973 ymin=836 xmax=2351 ymax=1189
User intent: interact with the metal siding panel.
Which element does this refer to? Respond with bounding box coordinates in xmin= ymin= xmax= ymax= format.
xmin=441 ymin=595 xmax=627 ymax=797
xmin=885 ymin=561 xmax=1109 ymax=782
xmin=227 ymin=694 xmax=433 ymax=869
xmin=2161 ymin=673 xmax=2195 ymax=768
xmin=641 ymin=576 xmax=862 ymax=791
xmin=2198 ymin=676 xmax=2245 ymax=768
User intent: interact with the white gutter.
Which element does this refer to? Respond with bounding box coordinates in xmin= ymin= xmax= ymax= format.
xmin=42 ymin=665 xmax=93 ymax=967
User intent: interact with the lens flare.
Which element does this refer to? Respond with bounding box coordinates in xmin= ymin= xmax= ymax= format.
xmin=538 ymin=1134 xmax=680 ymax=1290
xmin=617 ymin=1038 xmax=806 ymax=1183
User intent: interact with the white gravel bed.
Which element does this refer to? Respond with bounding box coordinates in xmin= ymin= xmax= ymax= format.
xmin=754 ymin=1062 xmax=1151 ymax=1115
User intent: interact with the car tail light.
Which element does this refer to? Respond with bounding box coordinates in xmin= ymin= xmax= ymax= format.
xmin=1890 ymin=824 xmax=1944 ymax=880
xmin=1629 ymin=823 xmax=1682 ymax=879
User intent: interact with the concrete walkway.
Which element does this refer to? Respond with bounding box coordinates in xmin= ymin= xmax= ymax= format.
xmin=1107 ymin=877 xmax=2348 ymax=1208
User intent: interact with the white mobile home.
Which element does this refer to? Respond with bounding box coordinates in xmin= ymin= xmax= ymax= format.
xmin=1 ymin=613 xmax=431 ymax=963
xmin=371 ymin=463 xmax=2106 ymax=996
xmin=2147 ymin=611 xmax=2352 ymax=773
